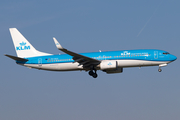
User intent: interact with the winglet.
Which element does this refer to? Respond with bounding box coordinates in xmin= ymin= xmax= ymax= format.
xmin=53 ymin=37 xmax=63 ymax=50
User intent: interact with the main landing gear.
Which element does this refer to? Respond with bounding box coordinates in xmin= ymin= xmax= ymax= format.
xmin=89 ymin=69 xmax=98 ymax=78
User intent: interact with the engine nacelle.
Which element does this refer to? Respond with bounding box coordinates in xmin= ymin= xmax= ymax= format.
xmin=100 ymin=60 xmax=123 ymax=74
xmin=100 ymin=60 xmax=117 ymax=70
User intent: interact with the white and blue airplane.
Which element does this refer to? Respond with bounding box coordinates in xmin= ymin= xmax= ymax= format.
xmin=5 ymin=28 xmax=177 ymax=78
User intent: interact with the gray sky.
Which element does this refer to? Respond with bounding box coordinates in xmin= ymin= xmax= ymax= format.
xmin=0 ymin=0 xmax=180 ymax=120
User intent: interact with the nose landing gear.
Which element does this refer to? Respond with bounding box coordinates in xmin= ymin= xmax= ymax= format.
xmin=158 ymin=68 xmax=162 ymax=72
xmin=158 ymin=64 xmax=167 ymax=72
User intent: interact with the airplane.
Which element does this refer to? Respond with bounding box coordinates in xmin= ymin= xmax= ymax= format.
xmin=5 ymin=28 xmax=177 ymax=78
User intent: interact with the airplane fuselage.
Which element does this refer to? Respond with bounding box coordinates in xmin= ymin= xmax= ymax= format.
xmin=6 ymin=28 xmax=177 ymax=78
xmin=17 ymin=49 xmax=176 ymax=72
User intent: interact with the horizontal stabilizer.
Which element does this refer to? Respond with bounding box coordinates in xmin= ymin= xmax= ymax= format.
xmin=5 ymin=54 xmax=29 ymax=61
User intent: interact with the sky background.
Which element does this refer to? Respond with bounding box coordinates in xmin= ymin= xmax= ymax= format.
xmin=0 ymin=0 xmax=180 ymax=120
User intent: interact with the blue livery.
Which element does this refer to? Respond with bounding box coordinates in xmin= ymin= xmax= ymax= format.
xmin=5 ymin=28 xmax=177 ymax=78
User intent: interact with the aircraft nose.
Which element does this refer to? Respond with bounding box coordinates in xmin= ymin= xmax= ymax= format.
xmin=171 ymin=55 xmax=177 ymax=61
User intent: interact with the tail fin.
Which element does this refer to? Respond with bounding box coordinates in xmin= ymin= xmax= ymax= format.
xmin=9 ymin=28 xmax=52 ymax=58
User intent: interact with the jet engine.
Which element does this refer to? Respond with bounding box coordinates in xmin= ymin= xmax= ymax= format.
xmin=100 ymin=60 xmax=117 ymax=70
xmin=100 ymin=60 xmax=123 ymax=74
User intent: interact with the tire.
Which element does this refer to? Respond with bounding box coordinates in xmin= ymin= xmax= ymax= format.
xmin=158 ymin=69 xmax=162 ymax=72
xmin=92 ymin=73 xmax=98 ymax=78
xmin=89 ymin=70 xmax=94 ymax=76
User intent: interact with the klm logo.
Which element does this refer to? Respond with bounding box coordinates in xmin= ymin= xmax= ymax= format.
xmin=121 ymin=51 xmax=130 ymax=55
xmin=108 ymin=62 xmax=112 ymax=66
xmin=16 ymin=42 xmax=30 ymax=50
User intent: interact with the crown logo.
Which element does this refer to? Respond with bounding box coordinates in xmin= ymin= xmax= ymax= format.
xmin=19 ymin=42 xmax=26 ymax=46
xmin=108 ymin=62 xmax=112 ymax=66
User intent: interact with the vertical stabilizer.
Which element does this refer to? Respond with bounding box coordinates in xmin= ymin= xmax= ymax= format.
xmin=9 ymin=28 xmax=52 ymax=58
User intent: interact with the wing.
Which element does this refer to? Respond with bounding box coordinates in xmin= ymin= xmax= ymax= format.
xmin=53 ymin=38 xmax=100 ymax=68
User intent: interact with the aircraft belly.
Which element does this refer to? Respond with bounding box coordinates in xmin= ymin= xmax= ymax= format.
xmin=22 ymin=60 xmax=169 ymax=71
xmin=150 ymin=61 xmax=168 ymax=66
xmin=23 ymin=63 xmax=83 ymax=71
xmin=117 ymin=60 xmax=168 ymax=67
xmin=117 ymin=60 xmax=142 ymax=67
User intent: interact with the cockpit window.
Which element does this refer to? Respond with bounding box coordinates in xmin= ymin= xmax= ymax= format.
xmin=163 ymin=52 xmax=170 ymax=55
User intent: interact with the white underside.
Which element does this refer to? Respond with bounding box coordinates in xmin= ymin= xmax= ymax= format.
xmin=20 ymin=60 xmax=170 ymax=71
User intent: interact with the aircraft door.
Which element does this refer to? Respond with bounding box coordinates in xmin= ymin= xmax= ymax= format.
xmin=38 ymin=58 xmax=42 ymax=66
xmin=154 ymin=51 xmax=158 ymax=59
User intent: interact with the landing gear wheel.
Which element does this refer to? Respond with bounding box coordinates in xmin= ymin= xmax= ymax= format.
xmin=92 ymin=73 xmax=98 ymax=78
xmin=88 ymin=67 xmax=98 ymax=78
xmin=89 ymin=70 xmax=94 ymax=76
xmin=158 ymin=68 xmax=162 ymax=72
